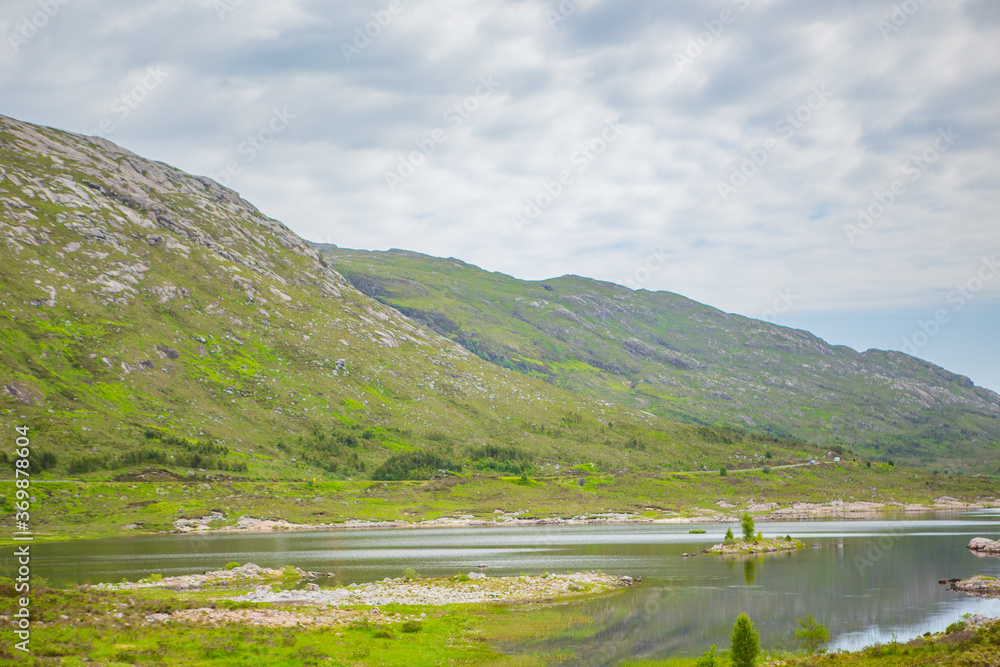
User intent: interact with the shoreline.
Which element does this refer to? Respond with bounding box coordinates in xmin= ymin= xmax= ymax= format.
xmin=5 ymin=496 xmax=997 ymax=548
xmin=166 ymin=497 xmax=1000 ymax=537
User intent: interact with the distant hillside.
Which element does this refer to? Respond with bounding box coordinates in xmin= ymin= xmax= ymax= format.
xmin=321 ymin=247 xmax=1000 ymax=473
xmin=0 ymin=114 xmax=817 ymax=481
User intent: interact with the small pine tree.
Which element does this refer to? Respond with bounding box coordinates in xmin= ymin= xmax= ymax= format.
xmin=730 ymin=613 xmax=760 ymax=667
xmin=741 ymin=513 xmax=755 ymax=541
xmin=694 ymin=645 xmax=720 ymax=667
xmin=724 ymin=527 xmax=735 ymax=543
xmin=795 ymin=614 xmax=831 ymax=654
xmin=720 ymin=466 xmax=728 ymax=477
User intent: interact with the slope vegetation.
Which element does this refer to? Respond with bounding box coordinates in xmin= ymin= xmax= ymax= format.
xmin=0 ymin=114 xmax=818 ymax=482
xmin=322 ymin=248 xmax=1000 ymax=472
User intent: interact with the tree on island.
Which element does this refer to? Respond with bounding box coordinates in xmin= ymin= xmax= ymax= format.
xmin=730 ymin=613 xmax=761 ymax=667
xmin=795 ymin=614 xmax=831 ymax=654
xmin=741 ymin=513 xmax=755 ymax=542
xmin=724 ymin=527 xmax=735 ymax=543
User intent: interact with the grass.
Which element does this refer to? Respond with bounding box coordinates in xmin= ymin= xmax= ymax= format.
xmin=9 ymin=581 xmax=997 ymax=666
xmin=0 ymin=574 xmax=608 ymax=666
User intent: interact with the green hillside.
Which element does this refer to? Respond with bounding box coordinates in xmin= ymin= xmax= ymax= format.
xmin=322 ymin=248 xmax=1000 ymax=473
xmin=0 ymin=114 xmax=827 ymax=484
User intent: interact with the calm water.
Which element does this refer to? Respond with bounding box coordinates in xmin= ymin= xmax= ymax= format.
xmin=5 ymin=509 xmax=1000 ymax=663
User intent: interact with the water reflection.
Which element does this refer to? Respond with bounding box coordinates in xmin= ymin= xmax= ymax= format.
xmin=2 ymin=511 xmax=998 ymax=661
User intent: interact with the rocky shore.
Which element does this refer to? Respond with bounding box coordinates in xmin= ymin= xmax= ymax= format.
xmin=948 ymin=575 xmax=1000 ymax=598
xmin=167 ymin=497 xmax=999 ymax=536
xmin=233 ymin=571 xmax=630 ymax=607
xmin=89 ymin=563 xmax=635 ymax=628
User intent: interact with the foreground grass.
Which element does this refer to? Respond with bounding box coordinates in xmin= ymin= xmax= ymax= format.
xmin=3 ymin=575 xmax=999 ymax=666
xmin=623 ymin=621 xmax=1000 ymax=667
xmin=0 ymin=581 xmax=596 ymax=666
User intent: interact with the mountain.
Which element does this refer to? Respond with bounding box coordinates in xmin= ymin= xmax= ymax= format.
xmin=320 ymin=247 xmax=1000 ymax=473
xmin=0 ymin=113 xmax=813 ymax=481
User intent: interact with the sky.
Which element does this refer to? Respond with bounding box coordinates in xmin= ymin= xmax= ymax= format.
xmin=2 ymin=0 xmax=998 ymax=392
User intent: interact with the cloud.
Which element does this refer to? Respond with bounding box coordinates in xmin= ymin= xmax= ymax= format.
xmin=1 ymin=0 xmax=998 ymax=325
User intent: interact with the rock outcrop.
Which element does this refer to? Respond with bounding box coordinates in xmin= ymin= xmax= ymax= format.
xmin=968 ymin=537 xmax=1000 ymax=555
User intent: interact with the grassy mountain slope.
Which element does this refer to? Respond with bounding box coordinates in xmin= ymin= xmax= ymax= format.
xmin=321 ymin=248 xmax=1000 ymax=473
xmin=0 ymin=113 xmax=834 ymax=483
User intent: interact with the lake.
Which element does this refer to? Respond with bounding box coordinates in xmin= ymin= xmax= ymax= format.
xmin=6 ymin=509 xmax=1000 ymax=663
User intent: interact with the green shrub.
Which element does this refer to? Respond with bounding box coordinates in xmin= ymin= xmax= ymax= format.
xmin=741 ymin=514 xmax=755 ymax=541
xmin=720 ymin=466 xmax=728 ymax=477
xmin=694 ymin=645 xmax=720 ymax=667
xmin=730 ymin=613 xmax=760 ymax=667
xmin=371 ymin=451 xmax=460 ymax=481
xmin=795 ymin=614 xmax=831 ymax=654
xmin=402 ymin=568 xmax=419 ymax=580
xmin=946 ymin=620 xmax=966 ymax=634
xmin=401 ymin=621 xmax=423 ymax=633
xmin=224 ymin=562 xmax=240 ymax=570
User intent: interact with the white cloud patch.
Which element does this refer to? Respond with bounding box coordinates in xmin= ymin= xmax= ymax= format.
xmin=2 ymin=0 xmax=999 ymax=324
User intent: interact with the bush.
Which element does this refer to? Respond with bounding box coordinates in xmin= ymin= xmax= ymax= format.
xmin=796 ymin=614 xmax=831 ymax=654
xmin=720 ymin=466 xmax=728 ymax=477
xmin=402 ymin=568 xmax=419 ymax=580
xmin=694 ymin=645 xmax=720 ymax=667
xmin=945 ymin=620 xmax=966 ymax=634
xmin=371 ymin=451 xmax=460 ymax=481
xmin=468 ymin=444 xmax=533 ymax=475
xmin=730 ymin=613 xmax=760 ymax=667
xmin=35 ymin=450 xmax=57 ymax=472
xmin=762 ymin=466 xmax=770 ymax=474
xmin=401 ymin=621 xmax=423 ymax=633
xmin=224 ymin=562 xmax=240 ymax=570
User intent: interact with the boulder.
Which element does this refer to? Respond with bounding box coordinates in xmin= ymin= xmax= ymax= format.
xmin=967 ymin=537 xmax=1000 ymax=554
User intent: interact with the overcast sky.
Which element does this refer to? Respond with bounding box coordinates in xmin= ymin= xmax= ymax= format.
xmin=2 ymin=0 xmax=999 ymax=391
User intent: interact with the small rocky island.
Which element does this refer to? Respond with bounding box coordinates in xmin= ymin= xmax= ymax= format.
xmin=707 ymin=514 xmax=806 ymax=555
xmin=947 ymin=575 xmax=1000 ymax=598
